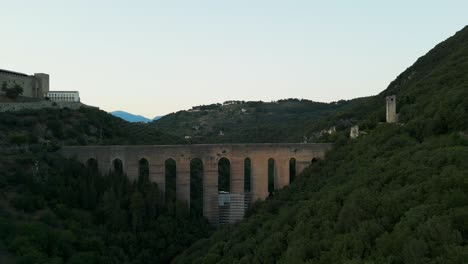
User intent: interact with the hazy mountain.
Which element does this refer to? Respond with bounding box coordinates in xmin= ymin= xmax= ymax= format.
xmin=110 ymin=110 xmax=152 ymax=123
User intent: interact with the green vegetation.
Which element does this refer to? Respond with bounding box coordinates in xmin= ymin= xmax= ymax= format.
xmin=0 ymin=152 xmax=211 ymax=263
xmin=174 ymin=26 xmax=468 ymax=263
xmin=175 ymin=128 xmax=468 ymax=263
xmin=1 ymin=82 xmax=24 ymax=99
xmin=0 ymin=107 xmax=182 ymax=147
xmin=0 ymin=107 xmax=208 ymax=264
xmin=303 ymin=25 xmax=468 ymax=139
xmin=151 ymin=99 xmax=354 ymax=143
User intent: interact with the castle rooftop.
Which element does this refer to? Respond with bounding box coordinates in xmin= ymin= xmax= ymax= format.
xmin=0 ymin=68 xmax=29 ymax=77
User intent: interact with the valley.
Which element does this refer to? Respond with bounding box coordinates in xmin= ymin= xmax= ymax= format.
xmin=0 ymin=23 xmax=467 ymax=264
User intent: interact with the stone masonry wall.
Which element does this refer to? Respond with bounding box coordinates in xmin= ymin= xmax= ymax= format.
xmin=0 ymin=101 xmax=90 ymax=112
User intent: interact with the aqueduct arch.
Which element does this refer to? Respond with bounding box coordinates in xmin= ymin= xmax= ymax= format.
xmin=61 ymin=143 xmax=332 ymax=225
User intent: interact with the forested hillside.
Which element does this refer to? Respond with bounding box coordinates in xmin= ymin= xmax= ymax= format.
xmin=0 ymin=107 xmax=212 ymax=263
xmin=0 ymin=154 xmax=211 ymax=263
xmin=304 ymin=24 xmax=468 ymax=137
xmin=151 ymin=99 xmax=355 ymax=143
xmin=174 ymin=26 xmax=468 ymax=263
xmin=0 ymin=106 xmax=182 ymax=147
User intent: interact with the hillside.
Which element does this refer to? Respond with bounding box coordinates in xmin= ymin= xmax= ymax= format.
xmin=0 ymin=151 xmax=211 ymax=263
xmin=0 ymin=107 xmax=182 ymax=147
xmin=0 ymin=107 xmax=214 ymax=263
xmin=304 ymin=25 xmax=468 ymax=137
xmin=151 ymin=99 xmax=354 ymax=143
xmin=174 ymin=26 xmax=468 ymax=263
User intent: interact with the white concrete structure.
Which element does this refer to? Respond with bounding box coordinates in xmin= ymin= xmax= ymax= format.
xmin=46 ymin=91 xmax=80 ymax=102
xmin=350 ymin=125 xmax=359 ymax=139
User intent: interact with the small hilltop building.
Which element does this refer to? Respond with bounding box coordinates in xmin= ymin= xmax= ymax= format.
xmin=0 ymin=68 xmax=80 ymax=102
xmin=46 ymin=91 xmax=80 ymax=102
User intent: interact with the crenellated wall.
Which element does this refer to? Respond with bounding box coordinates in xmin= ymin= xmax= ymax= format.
xmin=60 ymin=143 xmax=332 ymax=225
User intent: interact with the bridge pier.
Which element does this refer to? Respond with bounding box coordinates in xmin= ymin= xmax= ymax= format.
xmin=230 ymin=157 xmax=245 ymax=194
xmin=126 ymin=160 xmax=139 ymax=182
xmin=251 ymin=157 xmax=269 ymax=202
xmin=203 ymin=159 xmax=219 ymax=225
xmin=99 ymin=160 xmax=111 ymax=176
xmin=228 ymin=157 xmax=246 ymax=223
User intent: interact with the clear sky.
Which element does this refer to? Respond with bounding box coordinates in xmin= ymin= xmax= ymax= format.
xmin=1 ymin=1 xmax=466 ymax=118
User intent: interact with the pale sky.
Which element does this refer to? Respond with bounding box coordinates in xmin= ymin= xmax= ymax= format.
xmin=0 ymin=1 xmax=466 ymax=118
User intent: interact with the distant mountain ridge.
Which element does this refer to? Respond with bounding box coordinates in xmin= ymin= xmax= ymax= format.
xmin=110 ymin=110 xmax=162 ymax=123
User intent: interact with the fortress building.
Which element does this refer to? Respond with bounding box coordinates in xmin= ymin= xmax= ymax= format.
xmin=0 ymin=69 xmax=49 ymax=98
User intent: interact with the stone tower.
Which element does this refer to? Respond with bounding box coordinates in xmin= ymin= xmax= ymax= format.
xmin=33 ymin=73 xmax=49 ymax=98
xmin=386 ymin=95 xmax=398 ymax=123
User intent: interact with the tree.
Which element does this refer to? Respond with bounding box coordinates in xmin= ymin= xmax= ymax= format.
xmin=130 ymin=191 xmax=145 ymax=232
xmin=2 ymin=83 xmax=24 ymax=99
xmin=98 ymin=189 xmax=127 ymax=230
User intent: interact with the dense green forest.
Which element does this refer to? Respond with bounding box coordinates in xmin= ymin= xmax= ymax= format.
xmin=175 ymin=129 xmax=468 ymax=263
xmin=0 ymin=151 xmax=211 ymax=263
xmin=0 ymin=107 xmax=212 ymax=263
xmin=0 ymin=106 xmax=182 ymax=147
xmin=174 ymin=26 xmax=468 ymax=263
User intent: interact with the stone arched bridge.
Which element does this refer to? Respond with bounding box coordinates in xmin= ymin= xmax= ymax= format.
xmin=61 ymin=143 xmax=332 ymax=225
